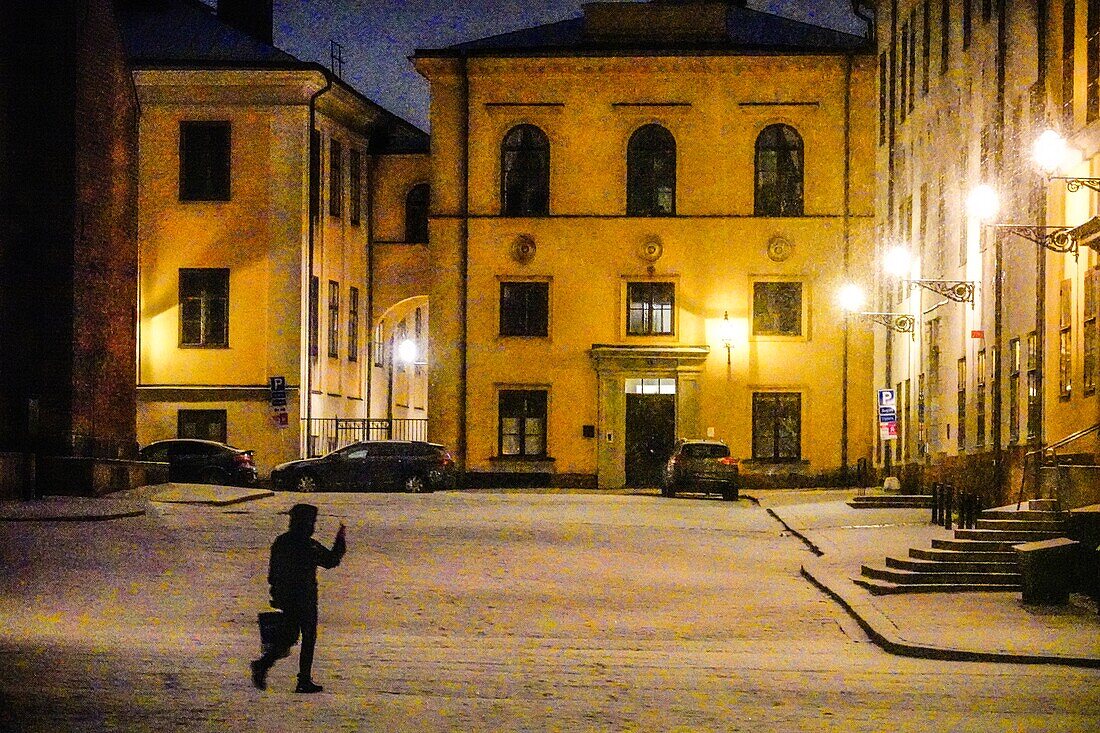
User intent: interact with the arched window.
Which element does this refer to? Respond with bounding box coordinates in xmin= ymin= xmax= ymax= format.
xmin=627 ymin=124 xmax=676 ymax=216
xmin=501 ymin=125 xmax=550 ymax=216
xmin=405 ymin=183 xmax=429 ymax=243
xmin=754 ymin=124 xmax=804 ymax=217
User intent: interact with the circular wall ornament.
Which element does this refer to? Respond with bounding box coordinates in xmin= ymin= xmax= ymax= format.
xmin=511 ymin=234 xmax=536 ymax=264
xmin=767 ymin=235 xmax=794 ymax=262
xmin=639 ymin=234 xmax=663 ymax=263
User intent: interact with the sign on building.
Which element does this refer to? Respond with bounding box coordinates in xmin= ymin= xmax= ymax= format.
xmin=269 ymin=376 xmax=289 ymax=429
xmin=878 ymin=388 xmax=897 ymax=440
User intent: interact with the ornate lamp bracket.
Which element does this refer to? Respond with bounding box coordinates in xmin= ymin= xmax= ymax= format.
xmin=859 ymin=312 xmax=915 ymax=339
xmin=993 ymin=224 xmax=1078 ymax=260
xmin=904 ymin=279 xmax=976 ymax=304
xmin=1051 ymin=176 xmax=1100 ymax=194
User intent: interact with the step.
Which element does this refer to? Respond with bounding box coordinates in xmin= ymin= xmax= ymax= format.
xmin=848 ymin=495 xmax=933 ymax=508
xmin=952 ymin=528 xmax=1063 ymax=543
xmin=885 ymin=556 xmax=1020 ymax=574
xmin=852 ymin=576 xmax=1023 ymax=595
xmin=932 ymin=537 xmax=1029 ymax=553
xmin=975 ymin=518 xmax=1066 ymax=533
xmin=1022 ymin=499 xmax=1061 ymax=511
xmin=861 ymin=564 xmax=1021 ymax=586
xmin=980 ymin=509 xmax=1065 ymax=522
xmin=909 ymin=547 xmax=1018 ymax=563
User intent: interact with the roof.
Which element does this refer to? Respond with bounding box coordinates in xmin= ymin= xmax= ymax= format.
xmin=115 ymin=0 xmax=428 ymax=151
xmin=418 ymin=4 xmax=870 ymax=58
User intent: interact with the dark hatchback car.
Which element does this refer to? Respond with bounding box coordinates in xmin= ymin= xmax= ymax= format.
xmin=270 ymin=440 xmax=457 ymax=493
xmin=662 ymin=439 xmax=739 ymax=501
xmin=138 ymin=439 xmax=258 ymax=486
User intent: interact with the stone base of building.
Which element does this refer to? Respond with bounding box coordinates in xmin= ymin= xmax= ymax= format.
xmin=463 ymin=472 xmax=599 ymax=489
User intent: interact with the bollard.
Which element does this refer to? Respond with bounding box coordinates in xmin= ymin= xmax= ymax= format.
xmin=944 ymin=485 xmax=953 ymax=530
xmin=932 ymin=483 xmax=941 ymax=525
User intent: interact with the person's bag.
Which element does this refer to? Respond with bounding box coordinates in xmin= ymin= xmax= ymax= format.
xmin=257 ymin=610 xmax=295 ymax=658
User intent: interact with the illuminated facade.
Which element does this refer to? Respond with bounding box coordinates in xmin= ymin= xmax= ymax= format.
xmin=414 ymin=0 xmax=877 ymax=487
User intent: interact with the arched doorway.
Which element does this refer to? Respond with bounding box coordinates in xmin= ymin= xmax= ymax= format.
xmin=370 ymin=296 xmax=429 ymax=440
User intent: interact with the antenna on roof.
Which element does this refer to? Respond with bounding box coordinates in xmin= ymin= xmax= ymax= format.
xmin=329 ymin=40 xmax=345 ymax=79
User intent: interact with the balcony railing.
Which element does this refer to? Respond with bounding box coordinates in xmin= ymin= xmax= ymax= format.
xmin=303 ymin=418 xmax=428 ymax=457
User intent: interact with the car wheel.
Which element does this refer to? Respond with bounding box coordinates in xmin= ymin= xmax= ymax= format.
xmin=404 ymin=474 xmax=427 ymax=493
xmin=200 ymin=467 xmax=228 ymax=485
xmin=296 ymin=473 xmax=319 ymax=493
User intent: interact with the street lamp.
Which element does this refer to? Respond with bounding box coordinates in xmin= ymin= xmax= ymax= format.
xmin=966 ymin=184 xmax=1000 ymax=223
xmin=397 ymin=338 xmax=420 ymax=365
xmin=975 ymin=165 xmax=1081 ymax=257
xmin=882 ymin=245 xmax=975 ymax=304
xmin=719 ymin=311 xmax=735 ymax=365
xmin=836 ymin=283 xmax=915 ymax=337
xmin=1032 ymin=129 xmax=1097 ymax=191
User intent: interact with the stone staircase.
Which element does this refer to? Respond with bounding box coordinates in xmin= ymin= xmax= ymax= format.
xmin=848 ymin=493 xmax=933 ymax=509
xmin=853 ymin=499 xmax=1067 ymax=594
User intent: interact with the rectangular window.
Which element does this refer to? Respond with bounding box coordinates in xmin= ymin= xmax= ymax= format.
xmin=922 ymin=0 xmax=931 ymax=95
xmin=414 ymin=307 xmax=424 ymax=378
xmin=1060 ymin=278 xmax=1072 ymax=398
xmin=940 ymin=0 xmax=950 ymax=74
xmin=895 ymin=381 xmax=903 ymax=463
xmin=1092 ymin=0 xmax=1100 ymax=124
xmin=963 ymin=0 xmax=972 ymax=49
xmin=752 ymin=392 xmax=801 ymax=462
xmin=903 ymin=379 xmax=911 ymax=461
xmin=752 ymin=281 xmax=803 ymax=336
xmin=976 ymin=349 xmax=986 ymax=448
xmin=927 ymin=317 xmax=941 ymax=387
xmin=918 ymin=373 xmax=927 ymax=457
xmin=310 ymin=129 xmax=321 ymax=221
xmin=919 ymin=182 xmax=929 ymax=259
xmin=348 ymin=286 xmax=359 ymax=362
xmin=349 ymin=149 xmax=362 ymax=226
xmin=627 ymin=282 xmax=674 ymax=336
xmin=179 ymin=268 xmax=229 ymax=347
xmin=373 ymin=320 xmax=385 ymax=367
xmin=934 ymin=181 xmax=946 ymax=276
xmin=957 ymin=357 xmax=967 ymax=451
xmin=983 ymin=0 xmax=993 ymax=22
xmin=879 ymin=51 xmax=888 ymax=145
xmin=1086 ymin=268 xmax=1099 ymax=394
xmin=908 ymin=9 xmax=917 ymax=112
xmin=500 ymin=281 xmax=549 ymax=337
xmin=309 ymin=276 xmax=319 ymax=358
xmin=900 ymin=21 xmax=910 ymax=121
xmin=498 ymin=390 xmax=547 ymax=457
xmin=177 ymin=409 xmax=227 ymax=443
xmin=328 ymin=280 xmax=340 ymax=358
xmin=1027 ymin=331 xmax=1040 ymax=438
xmin=1065 ymin=0 xmax=1077 ymax=128
xmin=329 ymin=139 xmax=343 ymax=218
xmin=1009 ymin=337 xmax=1021 ymax=443
xmin=179 ymin=121 xmax=230 ymax=201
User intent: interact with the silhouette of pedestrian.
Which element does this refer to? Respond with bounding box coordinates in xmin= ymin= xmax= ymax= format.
xmin=251 ymin=503 xmax=346 ymax=693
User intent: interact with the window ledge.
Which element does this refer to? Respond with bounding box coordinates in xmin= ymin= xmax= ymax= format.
xmin=491 ymin=455 xmax=554 ymax=462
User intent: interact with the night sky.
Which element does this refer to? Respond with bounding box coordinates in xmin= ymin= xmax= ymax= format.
xmin=264 ymin=1 xmax=867 ymax=131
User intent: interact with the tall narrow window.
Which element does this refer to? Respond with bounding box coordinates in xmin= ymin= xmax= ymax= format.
xmin=626 ymin=124 xmax=676 ymax=216
xmin=1027 ymin=331 xmax=1040 ymax=439
xmin=1060 ymin=278 xmax=1072 ymax=398
xmin=373 ymin=320 xmax=385 ymax=368
xmin=752 ymin=392 xmax=801 ymax=462
xmin=328 ymin=281 xmax=340 ymax=359
xmin=1009 ymin=337 xmax=1021 ymax=443
xmin=348 ymin=286 xmax=359 ymax=362
xmin=179 ymin=121 xmax=230 ymax=201
xmin=498 ymin=390 xmax=547 ymax=457
xmin=918 ymin=373 xmax=927 ymax=457
xmin=922 ymin=0 xmax=931 ymax=95
xmin=963 ymin=0 xmax=972 ymax=49
xmin=1089 ymin=0 xmax=1100 ymax=122
xmin=1086 ymin=268 xmax=1098 ymax=394
xmin=501 ymin=125 xmax=550 ymax=216
xmin=900 ymin=21 xmax=910 ymax=120
xmin=500 ymin=281 xmax=549 ymax=337
xmin=957 ymin=357 xmax=967 ymax=451
xmin=907 ymin=9 xmax=916 ymax=112
xmin=179 ymin=268 xmax=229 ymax=347
xmin=349 ymin=149 xmax=362 ymax=226
xmin=895 ymin=381 xmax=903 ymax=463
xmin=940 ymin=0 xmax=950 ymax=74
xmin=626 ymin=282 xmax=674 ymax=336
xmin=754 ymin=124 xmax=803 ymax=216
xmin=1065 ymin=0 xmax=1077 ymax=128
xmin=329 ymin=139 xmax=343 ymax=218
xmin=405 ymin=183 xmax=429 ymax=243
xmin=927 ymin=317 xmax=941 ymax=387
xmin=983 ymin=0 xmax=993 ymax=22
xmin=976 ymin=349 xmax=986 ymax=448
xmin=309 ymin=276 xmax=319 ymax=358
xmin=878 ymin=51 xmax=888 ymax=144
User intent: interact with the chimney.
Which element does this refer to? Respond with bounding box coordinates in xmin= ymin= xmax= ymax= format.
xmin=218 ymin=0 xmax=273 ymax=45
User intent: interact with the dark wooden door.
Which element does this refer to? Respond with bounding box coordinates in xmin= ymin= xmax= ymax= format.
xmin=625 ymin=393 xmax=676 ymax=487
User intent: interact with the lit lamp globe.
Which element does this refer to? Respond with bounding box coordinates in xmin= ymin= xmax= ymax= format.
xmin=397 ymin=338 xmax=418 ymax=364
xmin=966 ymin=184 xmax=1000 ymax=222
xmin=837 ymin=283 xmax=866 ymax=313
xmin=882 ymin=245 xmax=912 ymax=278
xmin=1033 ymin=129 xmax=1069 ymax=175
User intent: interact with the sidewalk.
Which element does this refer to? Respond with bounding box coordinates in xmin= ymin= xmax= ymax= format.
xmin=758 ymin=493 xmax=1100 ymax=668
xmin=0 ymin=483 xmax=272 ymax=521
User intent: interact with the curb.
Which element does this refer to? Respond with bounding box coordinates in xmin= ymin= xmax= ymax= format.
xmin=800 ymin=557 xmax=1100 ymax=669
xmin=0 ymin=508 xmax=145 ymax=522
xmin=150 ymin=489 xmax=275 ymax=506
xmin=765 ymin=506 xmax=823 ymax=556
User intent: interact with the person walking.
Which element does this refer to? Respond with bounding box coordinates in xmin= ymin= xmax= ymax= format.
xmin=251 ymin=503 xmax=346 ymax=693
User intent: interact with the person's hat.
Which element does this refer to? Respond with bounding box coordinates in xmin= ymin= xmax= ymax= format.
xmin=288 ymin=503 xmax=318 ymax=521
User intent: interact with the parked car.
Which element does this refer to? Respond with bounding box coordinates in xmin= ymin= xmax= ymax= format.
xmin=661 ymin=439 xmax=739 ymax=500
xmin=270 ymin=440 xmax=457 ymax=493
xmin=138 ymin=439 xmax=258 ymax=486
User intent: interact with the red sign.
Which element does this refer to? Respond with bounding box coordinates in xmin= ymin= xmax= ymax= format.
xmin=971 ymin=330 xmax=985 ymax=339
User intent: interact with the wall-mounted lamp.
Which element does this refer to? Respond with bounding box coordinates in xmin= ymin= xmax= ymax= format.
xmin=882 ymin=245 xmax=975 ymax=305
xmin=837 ymin=283 xmax=916 ymax=339
xmin=720 ymin=311 xmax=734 ymax=365
xmin=1033 ymin=129 xmax=1099 ymax=192
xmin=396 ymin=338 xmax=426 ymax=366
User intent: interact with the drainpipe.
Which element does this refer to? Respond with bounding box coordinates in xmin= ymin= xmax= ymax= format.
xmin=459 ymin=55 xmax=470 ymax=468
xmin=842 ymin=53 xmax=853 ymax=481
xmin=1034 ymin=0 xmax=1049 ymax=498
xmin=992 ymin=0 xmax=1007 ymax=495
xmin=884 ymin=0 xmax=898 ymax=479
xmin=306 ymin=72 xmax=332 ymax=456
xmin=365 ymin=136 xmax=376 ymax=422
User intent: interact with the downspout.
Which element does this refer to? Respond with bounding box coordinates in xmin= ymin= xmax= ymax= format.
xmin=365 ymin=137 xmax=376 ymax=422
xmin=885 ymin=0 xmax=898 ymax=477
xmin=306 ymin=72 xmax=332 ymax=455
xmin=842 ymin=52 xmax=853 ymax=480
xmin=992 ymin=0 xmax=1007 ymax=494
xmin=459 ymin=55 xmax=470 ymax=468
xmin=1034 ymin=0 xmax=1048 ymax=495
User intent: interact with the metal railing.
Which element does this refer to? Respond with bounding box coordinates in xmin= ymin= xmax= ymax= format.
xmin=304 ymin=418 xmax=428 ymax=457
xmin=1016 ymin=423 xmax=1100 ymax=509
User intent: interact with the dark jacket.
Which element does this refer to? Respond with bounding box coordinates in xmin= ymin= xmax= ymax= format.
xmin=268 ymin=529 xmax=345 ymax=608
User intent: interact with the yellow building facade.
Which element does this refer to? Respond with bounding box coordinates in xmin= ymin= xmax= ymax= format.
xmin=415 ymin=1 xmax=877 ymax=487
